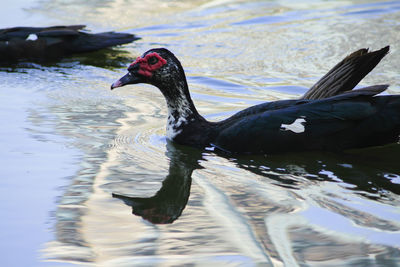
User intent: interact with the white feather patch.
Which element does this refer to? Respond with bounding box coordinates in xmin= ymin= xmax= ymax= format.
xmin=281 ymin=118 xmax=306 ymax=133
xmin=166 ymin=115 xmax=183 ymax=139
xmin=26 ymin=34 xmax=38 ymax=41
xmin=165 ymin=94 xmax=193 ymax=140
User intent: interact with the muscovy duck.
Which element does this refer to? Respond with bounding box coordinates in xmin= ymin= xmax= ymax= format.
xmin=0 ymin=25 xmax=139 ymax=63
xmin=111 ymin=46 xmax=400 ymax=154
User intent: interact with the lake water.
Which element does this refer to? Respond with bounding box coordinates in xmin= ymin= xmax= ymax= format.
xmin=1 ymin=0 xmax=400 ymax=266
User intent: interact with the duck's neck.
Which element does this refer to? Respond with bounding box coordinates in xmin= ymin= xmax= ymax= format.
xmin=166 ymin=98 xmax=196 ymax=140
xmin=157 ymin=77 xmax=205 ymax=140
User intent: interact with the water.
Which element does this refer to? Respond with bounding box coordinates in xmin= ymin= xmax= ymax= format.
xmin=1 ymin=0 xmax=400 ymax=266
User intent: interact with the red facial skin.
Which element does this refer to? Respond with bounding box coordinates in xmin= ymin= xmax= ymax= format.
xmin=129 ymin=52 xmax=167 ymax=77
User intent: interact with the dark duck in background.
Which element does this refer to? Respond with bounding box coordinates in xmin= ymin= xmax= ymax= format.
xmin=0 ymin=25 xmax=139 ymax=64
xmin=111 ymin=46 xmax=400 ymax=154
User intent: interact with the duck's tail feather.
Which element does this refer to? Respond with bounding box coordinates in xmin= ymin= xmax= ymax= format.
xmin=302 ymin=46 xmax=390 ymax=100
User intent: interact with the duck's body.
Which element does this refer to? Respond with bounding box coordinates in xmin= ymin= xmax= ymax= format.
xmin=111 ymin=46 xmax=400 ymax=154
xmin=0 ymin=25 xmax=139 ymax=63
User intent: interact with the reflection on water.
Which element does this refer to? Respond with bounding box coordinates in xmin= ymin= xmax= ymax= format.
xmin=113 ymin=142 xmax=197 ymax=224
xmin=2 ymin=0 xmax=400 ymax=266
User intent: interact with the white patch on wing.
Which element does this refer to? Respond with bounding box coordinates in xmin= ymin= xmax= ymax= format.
xmin=26 ymin=34 xmax=38 ymax=41
xmin=280 ymin=118 xmax=306 ymax=133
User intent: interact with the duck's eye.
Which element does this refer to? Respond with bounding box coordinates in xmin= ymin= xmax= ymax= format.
xmin=148 ymin=56 xmax=158 ymax=65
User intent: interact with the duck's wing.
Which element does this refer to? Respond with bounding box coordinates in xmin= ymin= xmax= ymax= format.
xmin=223 ymin=82 xmax=389 ymax=123
xmin=214 ymin=85 xmax=400 ymax=153
xmin=223 ymin=99 xmax=309 ymax=123
xmin=301 ymin=46 xmax=389 ymax=100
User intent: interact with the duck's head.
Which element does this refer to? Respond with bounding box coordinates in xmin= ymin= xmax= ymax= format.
xmin=111 ymin=48 xmax=199 ymax=121
xmin=111 ymin=48 xmax=188 ymax=94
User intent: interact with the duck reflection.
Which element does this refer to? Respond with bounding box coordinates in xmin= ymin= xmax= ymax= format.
xmin=232 ymin=144 xmax=400 ymax=197
xmin=113 ymin=141 xmax=202 ymax=224
xmin=113 ymin=140 xmax=400 ymax=224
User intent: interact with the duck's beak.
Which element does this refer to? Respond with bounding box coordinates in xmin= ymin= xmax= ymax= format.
xmin=111 ymin=71 xmax=141 ymax=90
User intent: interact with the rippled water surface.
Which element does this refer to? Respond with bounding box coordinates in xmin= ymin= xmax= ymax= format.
xmin=1 ymin=0 xmax=400 ymax=266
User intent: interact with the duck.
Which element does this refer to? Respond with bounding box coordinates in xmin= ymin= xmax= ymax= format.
xmin=0 ymin=25 xmax=139 ymax=64
xmin=110 ymin=46 xmax=400 ymax=154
